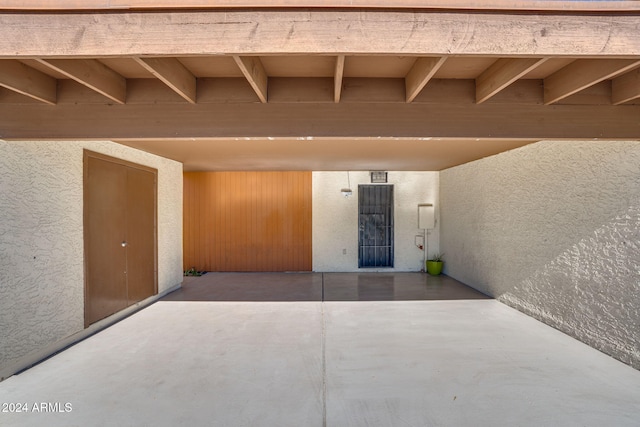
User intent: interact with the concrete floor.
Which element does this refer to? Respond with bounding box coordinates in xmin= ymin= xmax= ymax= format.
xmin=162 ymin=272 xmax=490 ymax=302
xmin=1 ymin=273 xmax=639 ymax=426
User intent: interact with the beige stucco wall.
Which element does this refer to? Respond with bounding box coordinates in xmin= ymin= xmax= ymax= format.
xmin=440 ymin=140 xmax=640 ymax=368
xmin=313 ymin=171 xmax=439 ymax=272
xmin=0 ymin=140 xmax=183 ymax=378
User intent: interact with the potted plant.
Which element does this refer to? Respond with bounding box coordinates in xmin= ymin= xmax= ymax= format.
xmin=426 ymin=253 xmax=444 ymax=276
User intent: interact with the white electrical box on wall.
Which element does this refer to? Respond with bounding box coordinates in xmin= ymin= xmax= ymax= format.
xmin=418 ymin=204 xmax=435 ymax=229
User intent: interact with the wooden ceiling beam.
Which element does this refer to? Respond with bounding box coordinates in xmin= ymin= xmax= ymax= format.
xmin=2 ymin=12 xmax=640 ymax=58
xmin=2 ymin=101 xmax=639 ymax=140
xmin=233 ymin=56 xmax=268 ymax=103
xmin=612 ymin=69 xmax=640 ymax=105
xmin=405 ymin=57 xmax=446 ymax=103
xmin=334 ymin=55 xmax=345 ymax=103
xmin=476 ymin=57 xmax=548 ymax=104
xmin=36 ymin=59 xmax=126 ymax=104
xmin=133 ymin=57 xmax=196 ymax=104
xmin=0 ymin=59 xmax=56 ymax=104
xmin=544 ymin=59 xmax=640 ymax=105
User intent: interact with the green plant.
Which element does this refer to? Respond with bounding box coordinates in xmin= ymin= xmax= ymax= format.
xmin=428 ymin=253 xmax=444 ymax=262
xmin=183 ymin=267 xmax=203 ymax=277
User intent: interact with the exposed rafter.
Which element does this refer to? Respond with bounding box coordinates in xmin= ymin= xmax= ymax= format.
xmin=405 ymin=57 xmax=446 ymax=103
xmin=612 ymin=69 xmax=640 ymax=105
xmin=0 ymin=59 xmax=56 ymax=104
xmin=334 ymin=55 xmax=345 ymax=103
xmin=133 ymin=57 xmax=196 ymax=104
xmin=544 ymin=59 xmax=640 ymax=105
xmin=36 ymin=59 xmax=126 ymax=104
xmin=476 ymin=58 xmax=548 ymax=104
xmin=233 ymin=56 xmax=268 ymax=103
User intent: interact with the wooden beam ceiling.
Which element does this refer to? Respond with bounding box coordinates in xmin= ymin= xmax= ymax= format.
xmin=405 ymin=57 xmax=446 ymax=103
xmin=612 ymin=69 xmax=640 ymax=105
xmin=0 ymin=59 xmax=56 ymax=104
xmin=36 ymin=59 xmax=126 ymax=104
xmin=133 ymin=57 xmax=196 ymax=104
xmin=544 ymin=59 xmax=640 ymax=105
xmin=233 ymin=56 xmax=268 ymax=103
xmin=0 ymin=8 xmax=639 ymax=166
xmin=476 ymin=58 xmax=548 ymax=104
xmin=3 ymin=58 xmax=639 ymax=107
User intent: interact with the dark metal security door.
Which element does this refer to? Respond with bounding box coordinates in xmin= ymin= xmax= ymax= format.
xmin=358 ymin=185 xmax=394 ymax=268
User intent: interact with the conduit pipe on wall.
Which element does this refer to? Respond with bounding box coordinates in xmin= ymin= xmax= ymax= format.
xmin=418 ymin=203 xmax=436 ymax=269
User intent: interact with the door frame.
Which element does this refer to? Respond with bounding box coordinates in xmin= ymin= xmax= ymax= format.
xmin=357 ymin=184 xmax=394 ymax=268
xmin=83 ymin=150 xmax=158 ymax=327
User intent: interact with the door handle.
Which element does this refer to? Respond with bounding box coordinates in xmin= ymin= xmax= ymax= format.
xmin=121 ymin=241 xmax=127 ymax=247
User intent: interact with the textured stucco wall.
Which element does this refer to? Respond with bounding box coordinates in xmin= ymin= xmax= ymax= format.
xmin=0 ymin=140 xmax=183 ymax=375
xmin=440 ymin=140 xmax=640 ymax=368
xmin=313 ymin=171 xmax=439 ymax=272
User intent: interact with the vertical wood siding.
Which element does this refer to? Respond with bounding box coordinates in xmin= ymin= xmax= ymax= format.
xmin=183 ymin=171 xmax=312 ymax=272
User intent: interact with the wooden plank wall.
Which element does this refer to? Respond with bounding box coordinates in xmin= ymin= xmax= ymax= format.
xmin=183 ymin=171 xmax=312 ymax=272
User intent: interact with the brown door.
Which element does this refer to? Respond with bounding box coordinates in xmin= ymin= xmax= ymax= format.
xmin=84 ymin=151 xmax=157 ymax=327
xmin=125 ymin=166 xmax=157 ymax=304
xmin=183 ymin=171 xmax=312 ymax=272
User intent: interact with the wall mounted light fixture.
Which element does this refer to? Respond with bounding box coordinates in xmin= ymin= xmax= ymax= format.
xmin=341 ymin=171 xmax=353 ymax=198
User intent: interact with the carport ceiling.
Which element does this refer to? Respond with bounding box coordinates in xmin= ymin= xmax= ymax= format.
xmin=113 ymin=137 xmax=538 ymax=172
xmin=1 ymin=6 xmax=639 ymax=171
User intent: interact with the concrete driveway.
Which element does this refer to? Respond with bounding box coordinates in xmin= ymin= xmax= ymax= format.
xmin=1 ymin=273 xmax=639 ymax=426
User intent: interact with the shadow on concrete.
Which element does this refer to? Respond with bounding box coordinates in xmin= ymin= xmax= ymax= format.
xmin=161 ymin=272 xmax=490 ymax=302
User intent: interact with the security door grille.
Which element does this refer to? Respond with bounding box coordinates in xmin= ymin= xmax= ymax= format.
xmin=358 ymin=185 xmax=394 ymax=268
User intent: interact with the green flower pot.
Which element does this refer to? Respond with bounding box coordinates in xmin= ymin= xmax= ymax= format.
xmin=426 ymin=260 xmax=443 ymax=276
